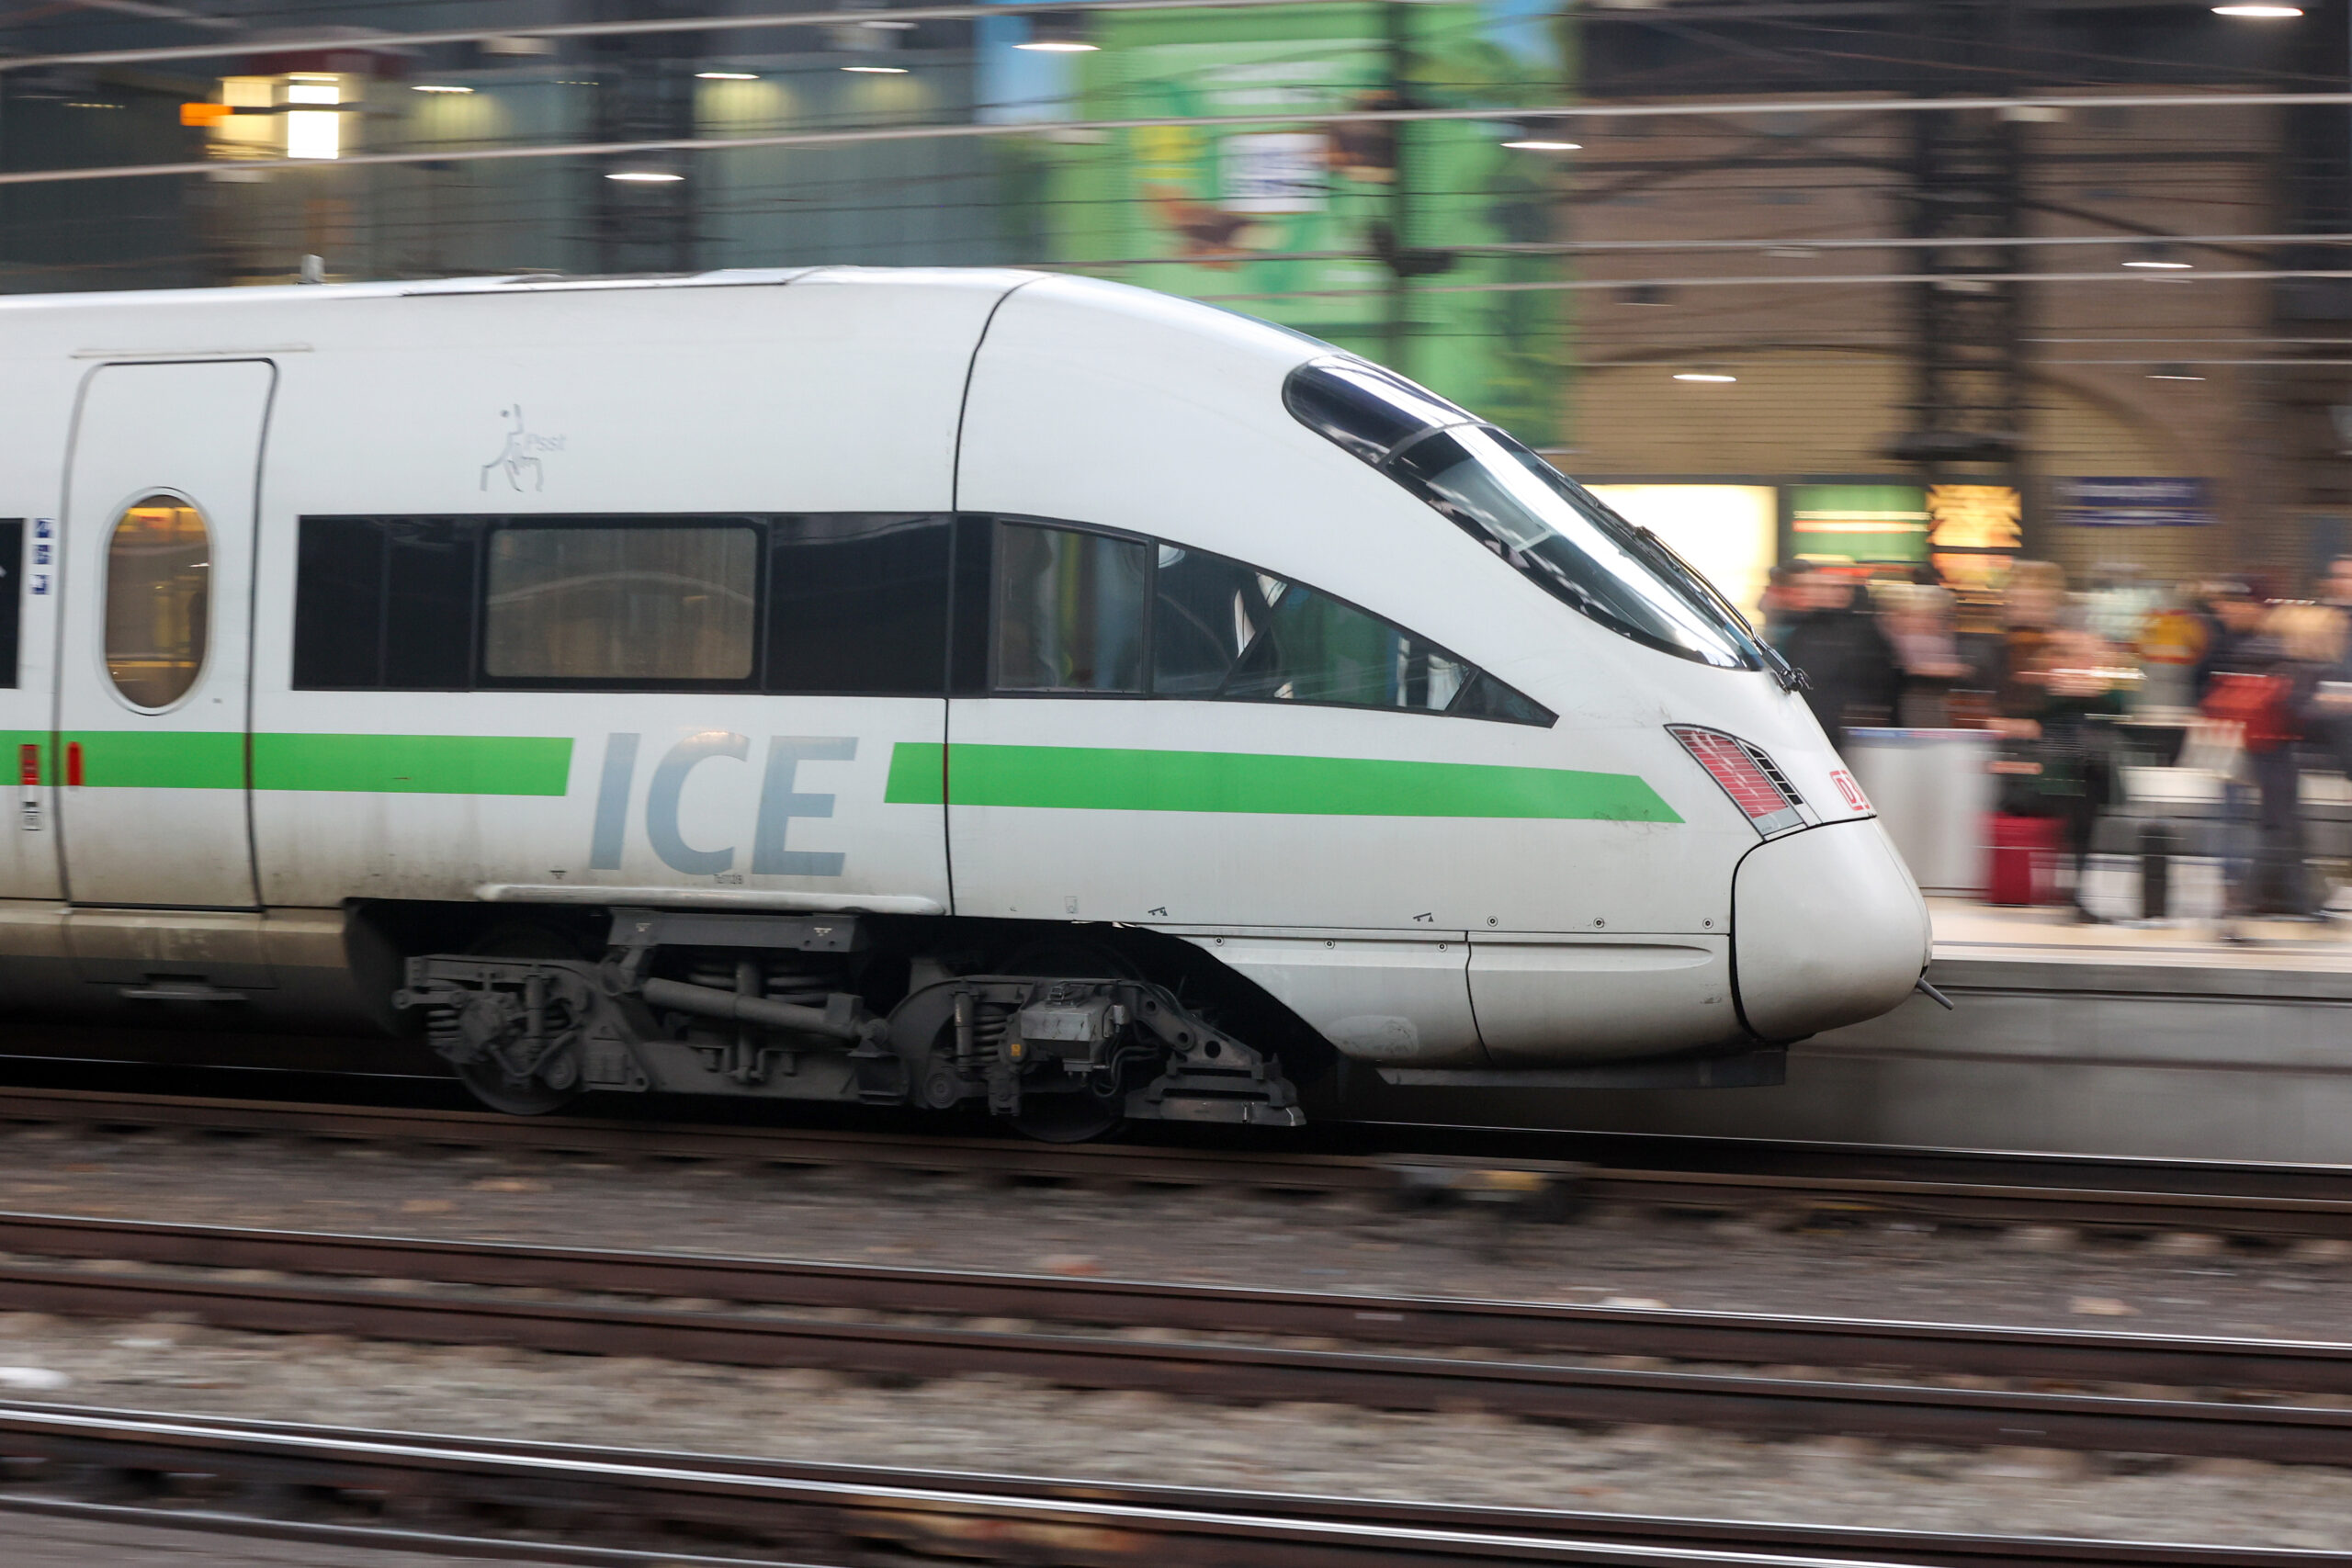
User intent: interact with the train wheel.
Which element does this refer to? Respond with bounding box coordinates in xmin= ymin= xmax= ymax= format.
xmin=451 ymin=924 xmax=585 ymax=1117
xmin=1001 ymin=937 xmax=1138 ymax=1145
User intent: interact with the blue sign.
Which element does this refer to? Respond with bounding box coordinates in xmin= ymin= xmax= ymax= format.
xmin=2053 ymin=477 xmax=2214 ymax=527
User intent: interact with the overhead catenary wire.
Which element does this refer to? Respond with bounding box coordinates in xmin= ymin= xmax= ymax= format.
xmin=1198 ymin=269 xmax=2352 ymax=301
xmin=1060 ymin=231 xmax=2352 ymax=268
xmin=1 ymin=88 xmax=2348 ymax=189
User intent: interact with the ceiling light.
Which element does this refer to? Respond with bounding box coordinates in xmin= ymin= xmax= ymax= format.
xmin=2123 ymin=242 xmax=2193 ymax=270
xmin=1674 ymin=371 xmax=1737 ymax=383
xmin=286 ymin=83 xmax=340 ymax=105
xmin=285 ymin=111 xmax=340 ymax=158
xmin=696 ymin=72 xmax=758 ymax=80
xmin=1502 ymin=117 xmax=1578 ymax=152
xmin=2148 ymin=364 xmax=2208 ymax=380
xmin=413 ymin=85 xmax=474 ymax=94
xmin=2212 ymin=6 xmax=2301 ymax=16
xmin=1018 ymin=14 xmax=1097 ymax=51
xmin=606 ymin=169 xmax=684 ymax=182
xmin=841 ymin=64 xmax=908 ymax=73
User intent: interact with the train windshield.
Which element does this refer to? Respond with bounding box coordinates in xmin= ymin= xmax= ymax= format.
xmin=1283 ymin=356 xmax=1765 ymax=671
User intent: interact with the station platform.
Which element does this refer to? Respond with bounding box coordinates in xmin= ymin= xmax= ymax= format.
xmin=1341 ymin=899 xmax=2352 ymax=1167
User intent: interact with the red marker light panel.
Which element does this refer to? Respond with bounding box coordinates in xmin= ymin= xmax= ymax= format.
xmin=1668 ymin=726 xmax=1806 ymax=834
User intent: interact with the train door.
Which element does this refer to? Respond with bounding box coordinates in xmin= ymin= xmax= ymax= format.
xmin=56 ymin=360 xmax=272 ymax=908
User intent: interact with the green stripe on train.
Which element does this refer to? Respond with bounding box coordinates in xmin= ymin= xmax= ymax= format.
xmin=884 ymin=741 xmax=1679 ymax=822
xmin=255 ymin=733 xmax=573 ymax=795
xmin=0 ymin=731 xmax=572 ymax=795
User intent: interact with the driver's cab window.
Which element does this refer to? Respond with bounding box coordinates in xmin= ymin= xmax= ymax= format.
xmin=990 ymin=518 xmax=1553 ymax=726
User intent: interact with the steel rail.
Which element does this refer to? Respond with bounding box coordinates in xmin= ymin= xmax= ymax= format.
xmin=0 ymin=1401 xmax=2339 ymax=1568
xmin=3 ymin=1243 xmax=2352 ymax=1462
xmin=11 ymin=1082 xmax=2352 ymax=1236
xmin=0 ymin=1210 xmax=2345 ymax=1395
xmin=0 ymin=1494 xmax=795 ymax=1568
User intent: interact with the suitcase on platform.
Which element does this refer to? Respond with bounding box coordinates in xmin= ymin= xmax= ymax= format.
xmin=1986 ymin=813 xmax=2066 ymax=906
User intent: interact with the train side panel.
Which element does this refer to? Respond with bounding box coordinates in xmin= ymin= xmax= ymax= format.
xmin=245 ymin=273 xmax=1012 ymax=914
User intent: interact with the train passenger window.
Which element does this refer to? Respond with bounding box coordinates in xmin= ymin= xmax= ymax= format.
xmin=484 ymin=524 xmax=757 ymax=684
xmin=995 ymin=523 xmax=1148 ymax=693
xmin=105 ymin=496 xmax=209 ymax=709
xmin=383 ymin=520 xmax=480 ymax=690
xmin=0 ymin=520 xmax=26 ymax=689
xmin=292 ymin=518 xmax=383 ymax=688
xmin=294 ymin=517 xmax=480 ymax=690
xmin=768 ymin=514 xmax=950 ymax=694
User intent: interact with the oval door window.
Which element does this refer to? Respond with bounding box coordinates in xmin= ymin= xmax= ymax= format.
xmin=105 ymin=495 xmax=210 ymax=709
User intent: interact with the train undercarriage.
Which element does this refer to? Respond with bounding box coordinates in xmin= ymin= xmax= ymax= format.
xmin=394 ymin=908 xmax=1308 ymax=1140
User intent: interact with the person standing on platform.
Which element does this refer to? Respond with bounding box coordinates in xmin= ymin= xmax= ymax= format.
xmin=1994 ymin=620 xmax=2126 ymax=920
xmin=2320 ymin=556 xmax=2352 ymax=615
xmin=2254 ymin=604 xmax=2343 ymax=917
xmin=1884 ymin=582 xmax=1967 ymax=728
xmin=2193 ymin=579 xmax=2267 ymax=699
xmin=1781 ymin=565 xmax=1902 ymax=750
xmin=1758 ymin=563 xmax=1806 ymax=653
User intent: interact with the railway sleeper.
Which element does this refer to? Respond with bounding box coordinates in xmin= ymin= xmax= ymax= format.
xmin=395 ymin=910 xmax=1302 ymax=1134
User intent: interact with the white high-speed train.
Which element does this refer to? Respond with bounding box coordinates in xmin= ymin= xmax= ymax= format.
xmin=0 ymin=266 xmax=1928 ymax=1136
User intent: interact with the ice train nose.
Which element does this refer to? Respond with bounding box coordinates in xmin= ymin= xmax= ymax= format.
xmin=1732 ymin=818 xmax=1931 ymax=1041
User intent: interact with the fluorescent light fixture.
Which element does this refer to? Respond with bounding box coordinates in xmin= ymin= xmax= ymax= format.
xmin=2212 ymin=5 xmax=2301 ymax=16
xmin=412 ymin=85 xmax=474 ymax=94
xmin=606 ymin=169 xmax=684 ymax=182
xmin=1503 ymin=137 xmax=1581 ymax=151
xmin=1016 ymin=39 xmax=1099 ymax=51
xmin=1674 ymin=371 xmax=1737 ymax=383
xmin=842 ymin=64 xmax=909 ymax=73
xmin=285 ymin=110 xmax=340 ymax=158
xmin=696 ymin=71 xmax=759 ymax=79
xmin=2123 ymin=242 xmax=2193 ymax=270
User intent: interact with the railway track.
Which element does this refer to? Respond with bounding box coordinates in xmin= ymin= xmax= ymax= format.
xmin=0 ymin=1400 xmax=2342 ymax=1568
xmin=8 ymin=1082 xmax=2352 ymax=1238
xmin=1 ymin=1210 xmax=2349 ymax=1463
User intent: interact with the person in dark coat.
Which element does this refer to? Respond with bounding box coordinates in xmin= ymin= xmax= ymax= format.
xmin=1780 ymin=566 xmax=1902 ymax=750
xmin=2193 ymin=579 xmax=2267 ymax=699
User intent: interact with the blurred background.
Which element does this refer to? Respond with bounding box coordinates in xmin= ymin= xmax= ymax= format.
xmin=0 ymin=0 xmax=2340 ymax=567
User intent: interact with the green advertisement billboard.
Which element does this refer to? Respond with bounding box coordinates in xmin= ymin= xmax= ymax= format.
xmin=1025 ymin=3 xmax=1568 ymax=440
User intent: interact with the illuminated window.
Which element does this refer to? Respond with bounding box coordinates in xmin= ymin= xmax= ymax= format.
xmin=105 ymin=497 xmax=209 ymax=709
xmin=484 ymin=524 xmax=756 ymax=683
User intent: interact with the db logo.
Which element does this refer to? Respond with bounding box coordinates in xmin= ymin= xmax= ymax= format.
xmin=1829 ymin=769 xmax=1870 ymax=812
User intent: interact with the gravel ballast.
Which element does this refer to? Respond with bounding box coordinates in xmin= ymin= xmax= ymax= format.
xmin=0 ymin=1121 xmax=2348 ymax=1550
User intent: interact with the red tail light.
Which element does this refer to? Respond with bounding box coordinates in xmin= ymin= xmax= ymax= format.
xmin=1669 ymin=726 xmax=1806 ymax=835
